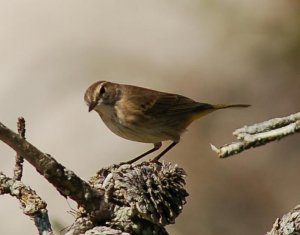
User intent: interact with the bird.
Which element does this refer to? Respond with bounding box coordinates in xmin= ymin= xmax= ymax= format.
xmin=84 ymin=81 xmax=250 ymax=164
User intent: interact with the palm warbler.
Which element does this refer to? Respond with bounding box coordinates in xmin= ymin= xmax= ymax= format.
xmin=84 ymin=81 xmax=250 ymax=164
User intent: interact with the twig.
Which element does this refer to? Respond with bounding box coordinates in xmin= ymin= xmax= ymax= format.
xmin=0 ymin=172 xmax=53 ymax=235
xmin=210 ymin=112 xmax=300 ymax=158
xmin=13 ymin=117 xmax=26 ymax=180
xmin=266 ymin=205 xmax=300 ymax=235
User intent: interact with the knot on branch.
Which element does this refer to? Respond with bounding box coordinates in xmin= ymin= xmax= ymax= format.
xmin=89 ymin=161 xmax=188 ymax=234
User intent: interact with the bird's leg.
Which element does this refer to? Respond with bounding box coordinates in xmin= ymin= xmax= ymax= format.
xmin=151 ymin=141 xmax=178 ymax=162
xmin=120 ymin=142 xmax=162 ymax=165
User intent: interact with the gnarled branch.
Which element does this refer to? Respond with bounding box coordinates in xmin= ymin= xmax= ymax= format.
xmin=0 ymin=172 xmax=53 ymax=235
xmin=267 ymin=205 xmax=300 ymax=235
xmin=0 ymin=121 xmax=108 ymax=214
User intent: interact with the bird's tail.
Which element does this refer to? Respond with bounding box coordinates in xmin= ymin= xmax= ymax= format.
xmin=190 ymin=103 xmax=250 ymax=122
xmin=212 ymin=104 xmax=251 ymax=109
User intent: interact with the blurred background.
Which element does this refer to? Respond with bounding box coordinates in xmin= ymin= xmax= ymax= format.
xmin=0 ymin=1 xmax=299 ymax=234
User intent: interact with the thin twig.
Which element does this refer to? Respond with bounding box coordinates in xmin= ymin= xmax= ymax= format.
xmin=210 ymin=112 xmax=300 ymax=158
xmin=13 ymin=117 xmax=26 ymax=180
xmin=0 ymin=172 xmax=53 ymax=235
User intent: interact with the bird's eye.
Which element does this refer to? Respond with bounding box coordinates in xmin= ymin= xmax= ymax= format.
xmin=99 ymin=85 xmax=106 ymax=97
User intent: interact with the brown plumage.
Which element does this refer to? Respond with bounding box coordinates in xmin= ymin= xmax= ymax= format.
xmin=84 ymin=81 xmax=250 ymax=164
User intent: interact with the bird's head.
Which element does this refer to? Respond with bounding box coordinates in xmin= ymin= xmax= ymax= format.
xmin=84 ymin=81 xmax=119 ymax=112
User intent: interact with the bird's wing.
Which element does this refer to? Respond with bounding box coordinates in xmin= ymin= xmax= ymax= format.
xmin=117 ymin=85 xmax=214 ymax=129
xmin=125 ymin=87 xmax=211 ymax=117
xmin=149 ymin=93 xmax=214 ymax=117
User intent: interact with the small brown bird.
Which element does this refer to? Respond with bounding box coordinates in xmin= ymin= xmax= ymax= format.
xmin=84 ymin=81 xmax=250 ymax=164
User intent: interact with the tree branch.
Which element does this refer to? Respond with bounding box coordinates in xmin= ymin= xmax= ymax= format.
xmin=0 ymin=172 xmax=53 ymax=235
xmin=210 ymin=112 xmax=300 ymax=158
xmin=266 ymin=205 xmax=300 ymax=235
xmin=0 ymin=121 xmax=109 ymax=215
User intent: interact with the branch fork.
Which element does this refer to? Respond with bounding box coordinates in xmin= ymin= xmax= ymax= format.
xmin=211 ymin=112 xmax=300 ymax=158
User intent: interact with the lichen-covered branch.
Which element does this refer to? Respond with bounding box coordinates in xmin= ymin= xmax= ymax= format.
xmin=0 ymin=172 xmax=53 ymax=235
xmin=66 ymin=162 xmax=188 ymax=235
xmin=211 ymin=112 xmax=300 ymax=158
xmin=0 ymin=121 xmax=107 ymax=214
xmin=266 ymin=205 xmax=300 ymax=235
xmin=84 ymin=226 xmax=131 ymax=235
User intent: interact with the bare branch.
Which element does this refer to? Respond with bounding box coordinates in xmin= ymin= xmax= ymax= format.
xmin=266 ymin=205 xmax=300 ymax=235
xmin=210 ymin=112 xmax=300 ymax=158
xmin=13 ymin=117 xmax=26 ymax=180
xmin=0 ymin=172 xmax=53 ymax=235
xmin=0 ymin=121 xmax=107 ymax=214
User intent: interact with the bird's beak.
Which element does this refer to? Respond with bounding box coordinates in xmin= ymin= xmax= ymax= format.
xmin=88 ymin=102 xmax=97 ymax=112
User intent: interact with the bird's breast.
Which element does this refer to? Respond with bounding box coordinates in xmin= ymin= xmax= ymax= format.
xmin=96 ymin=104 xmax=178 ymax=143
